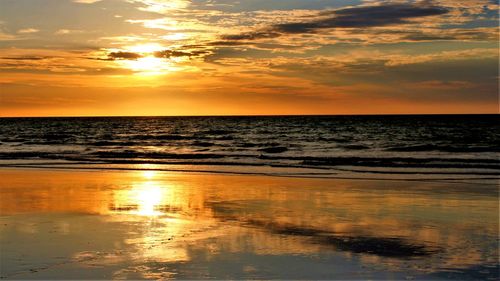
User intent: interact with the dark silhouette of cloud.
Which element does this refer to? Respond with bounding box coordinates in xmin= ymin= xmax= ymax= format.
xmin=222 ymin=31 xmax=281 ymax=41
xmin=153 ymin=49 xmax=209 ymax=59
xmin=108 ymin=51 xmax=142 ymax=60
xmin=1 ymin=56 xmax=48 ymax=60
xmin=95 ymin=49 xmax=210 ymax=62
xmin=221 ymin=3 xmax=449 ymax=41
xmin=314 ymin=3 xmax=448 ymax=28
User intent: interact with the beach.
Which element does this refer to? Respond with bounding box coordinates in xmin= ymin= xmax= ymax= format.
xmin=0 ymin=168 xmax=498 ymax=280
xmin=2 ymin=0 xmax=499 ymax=279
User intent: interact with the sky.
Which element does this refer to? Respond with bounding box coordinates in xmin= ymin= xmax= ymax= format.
xmin=0 ymin=0 xmax=498 ymax=116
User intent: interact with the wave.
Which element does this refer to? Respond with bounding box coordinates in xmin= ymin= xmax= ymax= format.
xmin=89 ymin=141 xmax=141 ymax=147
xmin=2 ymin=163 xmax=500 ymax=184
xmin=1 ymin=115 xmax=499 ymax=178
xmin=340 ymin=144 xmax=369 ymax=150
xmin=259 ymin=147 xmax=288 ymax=153
xmin=128 ymin=134 xmax=195 ymax=141
xmin=1 ymin=150 xmax=499 ymax=174
xmin=90 ymin=150 xmax=228 ymax=160
xmin=386 ymin=144 xmax=500 ymax=153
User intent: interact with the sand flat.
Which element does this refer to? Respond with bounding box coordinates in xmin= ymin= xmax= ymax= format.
xmin=0 ymin=168 xmax=498 ymax=280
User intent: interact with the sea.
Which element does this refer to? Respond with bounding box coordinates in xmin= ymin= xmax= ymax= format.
xmin=0 ymin=115 xmax=499 ymax=179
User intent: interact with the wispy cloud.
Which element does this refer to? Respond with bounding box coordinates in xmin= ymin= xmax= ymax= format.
xmin=0 ymin=31 xmax=17 ymax=41
xmin=17 ymin=28 xmax=39 ymax=34
xmin=55 ymin=29 xmax=83 ymax=35
xmin=73 ymin=0 xmax=102 ymax=4
xmin=126 ymin=0 xmax=190 ymax=13
xmin=153 ymin=49 xmax=210 ymax=59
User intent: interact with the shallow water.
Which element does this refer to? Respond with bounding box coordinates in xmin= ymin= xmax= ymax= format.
xmin=0 ymin=169 xmax=498 ymax=280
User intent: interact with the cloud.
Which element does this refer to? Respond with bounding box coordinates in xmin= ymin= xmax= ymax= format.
xmin=97 ymin=48 xmax=211 ymax=62
xmin=406 ymin=80 xmax=476 ymax=90
xmin=0 ymin=48 xmax=136 ymax=77
xmin=153 ymin=50 xmax=207 ymax=59
xmin=107 ymin=51 xmax=143 ymax=60
xmin=126 ymin=0 xmax=190 ymax=13
xmin=0 ymin=56 xmax=47 ymax=61
xmin=17 ymin=28 xmax=39 ymax=34
xmin=55 ymin=29 xmax=83 ymax=35
xmin=383 ymin=48 xmax=498 ymax=66
xmin=400 ymin=27 xmax=498 ymax=42
xmin=326 ymin=26 xmax=500 ymax=45
xmin=316 ymin=3 xmax=449 ymax=28
xmin=73 ymin=0 xmax=102 ymax=3
xmin=0 ymin=31 xmax=17 ymax=41
xmin=221 ymin=2 xmax=449 ymax=41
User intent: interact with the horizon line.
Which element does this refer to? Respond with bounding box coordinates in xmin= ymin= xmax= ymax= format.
xmin=0 ymin=113 xmax=498 ymax=118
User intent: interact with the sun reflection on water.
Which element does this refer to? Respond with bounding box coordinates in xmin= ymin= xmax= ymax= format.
xmin=134 ymin=183 xmax=163 ymax=216
xmin=110 ymin=170 xmax=169 ymax=217
xmin=141 ymin=169 xmax=157 ymax=180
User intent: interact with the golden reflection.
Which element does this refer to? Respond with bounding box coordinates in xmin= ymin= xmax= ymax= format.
xmin=134 ymin=183 xmax=163 ymax=216
xmin=111 ymin=180 xmax=165 ymax=217
xmin=0 ymin=169 xmax=498 ymax=278
xmin=141 ymin=169 xmax=157 ymax=180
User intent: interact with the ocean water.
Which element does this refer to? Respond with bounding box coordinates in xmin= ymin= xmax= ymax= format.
xmin=0 ymin=115 xmax=499 ymax=178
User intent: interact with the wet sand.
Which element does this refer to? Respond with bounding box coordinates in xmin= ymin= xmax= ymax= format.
xmin=0 ymin=168 xmax=498 ymax=280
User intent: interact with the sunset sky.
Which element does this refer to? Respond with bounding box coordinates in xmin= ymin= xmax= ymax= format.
xmin=0 ymin=0 xmax=498 ymax=116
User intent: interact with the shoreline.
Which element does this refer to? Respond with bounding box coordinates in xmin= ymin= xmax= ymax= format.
xmin=0 ymin=162 xmax=498 ymax=186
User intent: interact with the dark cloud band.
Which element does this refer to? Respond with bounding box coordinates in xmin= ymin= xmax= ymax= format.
xmin=222 ymin=3 xmax=449 ymax=41
xmin=153 ymin=49 xmax=209 ymax=59
xmin=108 ymin=51 xmax=143 ymax=60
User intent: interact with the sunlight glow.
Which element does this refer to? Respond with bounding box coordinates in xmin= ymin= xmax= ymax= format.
xmin=120 ymin=57 xmax=172 ymax=75
xmin=132 ymin=0 xmax=190 ymax=13
xmin=110 ymin=179 xmax=169 ymax=217
xmin=134 ymin=183 xmax=163 ymax=216
xmin=162 ymin=33 xmax=188 ymax=41
xmin=126 ymin=43 xmax=165 ymax=53
xmin=142 ymin=170 xmax=157 ymax=180
xmin=111 ymin=44 xmax=184 ymax=75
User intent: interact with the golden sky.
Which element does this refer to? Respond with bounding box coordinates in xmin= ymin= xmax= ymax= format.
xmin=0 ymin=0 xmax=498 ymax=116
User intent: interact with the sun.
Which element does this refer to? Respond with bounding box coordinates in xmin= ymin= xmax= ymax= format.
xmin=105 ymin=43 xmax=192 ymax=75
xmin=121 ymin=57 xmax=169 ymax=74
xmin=126 ymin=43 xmax=164 ymax=53
xmin=112 ymin=43 xmax=184 ymax=75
